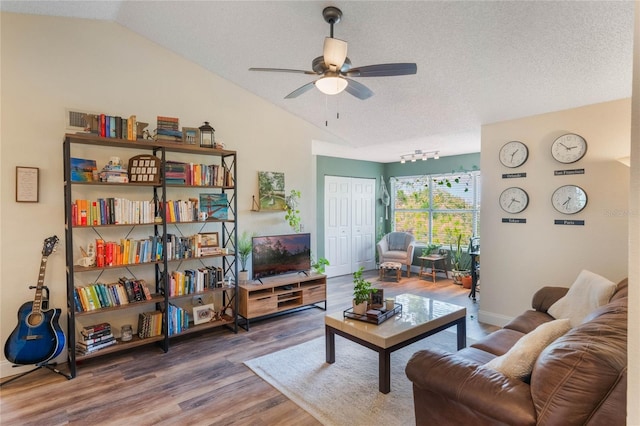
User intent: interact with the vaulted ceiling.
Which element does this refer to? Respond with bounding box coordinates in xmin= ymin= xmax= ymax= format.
xmin=1 ymin=1 xmax=635 ymax=162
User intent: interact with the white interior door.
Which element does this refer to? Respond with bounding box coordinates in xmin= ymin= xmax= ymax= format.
xmin=324 ymin=176 xmax=376 ymax=277
xmin=351 ymin=178 xmax=376 ymax=272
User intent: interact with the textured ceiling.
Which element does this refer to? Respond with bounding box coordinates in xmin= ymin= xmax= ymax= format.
xmin=1 ymin=1 xmax=635 ymax=162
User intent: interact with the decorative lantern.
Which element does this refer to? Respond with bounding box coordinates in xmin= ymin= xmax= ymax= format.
xmin=198 ymin=121 xmax=215 ymax=148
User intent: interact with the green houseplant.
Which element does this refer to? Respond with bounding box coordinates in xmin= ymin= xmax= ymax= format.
xmin=284 ymin=189 xmax=302 ymax=232
xmin=352 ymin=266 xmax=377 ymax=315
xmin=311 ymin=255 xmax=330 ymax=274
xmin=237 ymin=231 xmax=254 ymax=283
xmin=450 ymin=233 xmax=471 ymax=285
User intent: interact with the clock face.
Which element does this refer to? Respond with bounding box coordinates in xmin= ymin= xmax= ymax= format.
xmin=499 ymin=187 xmax=529 ymax=214
xmin=551 ymin=185 xmax=588 ymax=214
xmin=551 ymin=133 xmax=587 ymax=164
xmin=499 ymin=141 xmax=529 ymax=168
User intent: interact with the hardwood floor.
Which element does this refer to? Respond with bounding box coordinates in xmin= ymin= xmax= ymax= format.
xmin=0 ymin=271 xmax=497 ymax=425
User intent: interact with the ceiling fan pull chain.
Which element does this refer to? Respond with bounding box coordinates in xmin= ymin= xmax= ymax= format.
xmin=325 ymin=95 xmax=329 ymax=126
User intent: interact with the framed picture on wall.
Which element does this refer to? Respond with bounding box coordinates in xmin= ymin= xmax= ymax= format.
xmin=258 ymin=171 xmax=286 ymax=211
xmin=16 ymin=166 xmax=39 ymax=202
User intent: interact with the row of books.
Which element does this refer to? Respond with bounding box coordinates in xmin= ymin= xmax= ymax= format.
xmin=84 ymin=113 xmax=139 ymax=141
xmin=166 ymin=233 xmax=226 ymax=261
xmin=72 ymin=198 xmax=155 ymax=227
xmin=165 ymin=194 xmax=228 ymax=222
xmin=165 ymin=161 xmax=233 ymax=187
xmin=93 ymin=237 xmax=163 ymax=268
xmin=76 ymin=322 xmax=116 ymax=355
xmin=155 ymin=116 xmax=182 ymax=143
xmin=74 ymin=278 xmax=152 ymax=312
xmin=138 ymin=311 xmax=163 ymax=339
xmin=167 ymin=267 xmax=225 ymax=297
xmin=168 ymin=304 xmax=189 ymax=336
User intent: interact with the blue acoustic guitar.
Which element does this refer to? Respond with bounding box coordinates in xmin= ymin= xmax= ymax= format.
xmin=4 ymin=236 xmax=66 ymax=365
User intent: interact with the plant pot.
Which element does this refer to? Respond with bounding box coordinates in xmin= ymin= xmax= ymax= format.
xmin=452 ymin=270 xmax=469 ymax=285
xmin=238 ymin=270 xmax=249 ymax=284
xmin=461 ymin=275 xmax=472 ymax=289
xmin=352 ymin=300 xmax=368 ymax=315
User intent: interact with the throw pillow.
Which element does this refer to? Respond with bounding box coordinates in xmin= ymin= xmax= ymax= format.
xmin=387 ymin=233 xmax=407 ymax=251
xmin=485 ymin=318 xmax=571 ymax=380
xmin=547 ymin=269 xmax=616 ymax=327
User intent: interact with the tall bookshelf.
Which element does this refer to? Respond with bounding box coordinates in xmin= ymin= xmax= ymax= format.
xmin=63 ymin=133 xmax=238 ymax=377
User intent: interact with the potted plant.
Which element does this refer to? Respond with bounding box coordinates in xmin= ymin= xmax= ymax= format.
xmin=237 ymin=231 xmax=254 ymax=283
xmin=352 ymin=266 xmax=377 ymax=315
xmin=421 ymin=243 xmax=440 ymax=257
xmin=449 ymin=233 xmax=471 ymax=285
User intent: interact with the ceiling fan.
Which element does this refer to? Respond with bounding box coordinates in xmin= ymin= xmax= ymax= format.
xmin=249 ymin=6 xmax=417 ymax=100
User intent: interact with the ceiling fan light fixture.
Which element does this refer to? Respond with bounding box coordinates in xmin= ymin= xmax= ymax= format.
xmin=434 ymin=152 xmax=440 ymax=160
xmin=400 ymin=156 xmax=406 ymax=164
xmin=315 ymin=75 xmax=348 ymax=95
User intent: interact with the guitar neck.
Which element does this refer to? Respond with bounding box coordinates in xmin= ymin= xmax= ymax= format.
xmin=32 ymin=256 xmax=49 ymax=314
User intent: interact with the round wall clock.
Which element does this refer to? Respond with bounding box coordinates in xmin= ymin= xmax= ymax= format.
xmin=499 ymin=141 xmax=529 ymax=168
xmin=551 ymin=133 xmax=587 ymax=164
xmin=499 ymin=187 xmax=529 ymax=214
xmin=551 ymin=185 xmax=588 ymax=214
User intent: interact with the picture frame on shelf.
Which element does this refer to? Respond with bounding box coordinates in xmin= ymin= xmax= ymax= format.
xmin=16 ymin=166 xmax=39 ymax=202
xmin=182 ymin=127 xmax=200 ymax=145
xmin=370 ymin=288 xmax=384 ymax=309
xmin=199 ymin=232 xmax=219 ymax=247
xmin=70 ymin=158 xmax=97 ymax=182
xmin=193 ymin=303 xmax=215 ymax=325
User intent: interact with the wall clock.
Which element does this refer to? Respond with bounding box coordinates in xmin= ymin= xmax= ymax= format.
xmin=551 ymin=133 xmax=587 ymax=164
xmin=499 ymin=141 xmax=529 ymax=168
xmin=551 ymin=185 xmax=588 ymax=214
xmin=499 ymin=187 xmax=529 ymax=214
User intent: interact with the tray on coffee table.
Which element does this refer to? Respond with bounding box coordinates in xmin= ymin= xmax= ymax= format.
xmin=343 ymin=303 xmax=402 ymax=325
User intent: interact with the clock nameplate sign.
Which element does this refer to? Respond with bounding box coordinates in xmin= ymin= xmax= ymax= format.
xmin=554 ymin=169 xmax=585 ymax=176
xmin=554 ymin=219 xmax=585 ymax=226
xmin=502 ymin=218 xmax=527 ymax=224
xmin=502 ymin=172 xmax=527 ymax=179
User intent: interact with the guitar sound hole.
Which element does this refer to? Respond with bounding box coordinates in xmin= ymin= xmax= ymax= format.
xmin=27 ymin=313 xmax=43 ymax=327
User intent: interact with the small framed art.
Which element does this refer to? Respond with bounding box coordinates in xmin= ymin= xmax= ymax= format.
xmin=193 ymin=303 xmax=215 ymax=325
xmin=16 ymin=166 xmax=39 ymax=202
xmin=182 ymin=127 xmax=200 ymax=145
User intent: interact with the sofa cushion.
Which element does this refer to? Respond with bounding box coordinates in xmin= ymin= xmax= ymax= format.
xmin=611 ymin=277 xmax=628 ymax=301
xmin=503 ymin=310 xmax=555 ymax=334
xmin=485 ymin=319 xmax=571 ymax=380
xmin=470 ymin=328 xmax=524 ymax=356
xmin=547 ymin=270 xmax=615 ymax=327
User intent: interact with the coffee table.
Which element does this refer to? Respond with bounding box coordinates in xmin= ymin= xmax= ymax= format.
xmin=325 ymin=293 xmax=466 ymax=393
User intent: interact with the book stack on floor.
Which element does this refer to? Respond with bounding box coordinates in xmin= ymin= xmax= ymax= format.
xmin=76 ymin=322 xmax=116 ymax=355
xmin=154 ymin=116 xmax=182 ymax=143
xmin=138 ymin=311 xmax=163 ymax=338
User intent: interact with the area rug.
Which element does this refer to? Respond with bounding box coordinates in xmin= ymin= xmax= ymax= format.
xmin=244 ymin=329 xmax=471 ymax=425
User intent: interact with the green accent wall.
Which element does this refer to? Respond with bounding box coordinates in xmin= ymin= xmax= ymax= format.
xmin=315 ymin=153 xmax=481 ymax=258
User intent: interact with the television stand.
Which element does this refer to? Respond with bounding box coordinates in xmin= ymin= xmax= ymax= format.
xmin=238 ymin=272 xmax=327 ymax=331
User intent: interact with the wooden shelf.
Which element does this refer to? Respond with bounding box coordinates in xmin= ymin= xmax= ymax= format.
xmin=75 ymin=334 xmax=165 ymax=361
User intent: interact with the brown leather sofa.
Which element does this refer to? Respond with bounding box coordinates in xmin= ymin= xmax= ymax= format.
xmin=405 ymin=279 xmax=628 ymax=426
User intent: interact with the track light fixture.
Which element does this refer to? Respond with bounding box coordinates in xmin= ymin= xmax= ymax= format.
xmin=399 ymin=149 xmax=440 ymax=164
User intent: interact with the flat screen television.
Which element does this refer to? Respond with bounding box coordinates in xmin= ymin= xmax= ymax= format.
xmin=252 ymin=233 xmax=311 ymax=280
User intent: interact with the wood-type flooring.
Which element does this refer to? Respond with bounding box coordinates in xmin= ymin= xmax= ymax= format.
xmin=0 ymin=270 xmax=497 ymax=425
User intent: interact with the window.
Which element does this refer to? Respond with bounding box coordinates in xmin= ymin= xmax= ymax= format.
xmin=391 ymin=171 xmax=481 ymax=245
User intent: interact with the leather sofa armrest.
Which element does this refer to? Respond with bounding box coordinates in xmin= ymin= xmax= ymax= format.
xmin=406 ymin=349 xmax=536 ymax=425
xmin=531 ymin=286 xmax=569 ymax=312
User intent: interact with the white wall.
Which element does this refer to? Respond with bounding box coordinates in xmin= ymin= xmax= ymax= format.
xmin=0 ymin=13 xmax=344 ymax=377
xmin=479 ymin=99 xmax=630 ymax=325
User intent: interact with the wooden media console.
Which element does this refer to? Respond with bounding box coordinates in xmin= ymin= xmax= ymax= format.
xmin=238 ymin=272 xmax=327 ymax=330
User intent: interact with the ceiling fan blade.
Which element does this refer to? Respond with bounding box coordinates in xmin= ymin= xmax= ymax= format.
xmin=323 ymin=37 xmax=347 ymax=71
xmin=284 ymin=81 xmax=317 ymax=99
xmin=344 ymin=78 xmax=373 ymax=100
xmin=249 ymin=67 xmax=317 ymax=75
xmin=345 ymin=63 xmax=417 ymax=77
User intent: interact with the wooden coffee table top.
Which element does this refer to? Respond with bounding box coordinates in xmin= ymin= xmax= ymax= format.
xmin=325 ymin=293 xmax=466 ymax=349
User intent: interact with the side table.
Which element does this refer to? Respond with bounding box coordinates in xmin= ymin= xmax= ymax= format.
xmin=418 ymin=255 xmax=449 ymax=283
